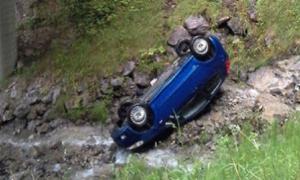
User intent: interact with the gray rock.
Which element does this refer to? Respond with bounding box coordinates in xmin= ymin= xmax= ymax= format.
xmin=36 ymin=123 xmax=50 ymax=134
xmin=248 ymin=0 xmax=258 ymax=22
xmin=110 ymin=77 xmax=124 ymax=88
xmin=167 ymin=26 xmax=191 ymax=46
xmin=227 ymin=17 xmax=247 ymax=36
xmin=123 ymin=78 xmax=138 ymax=97
xmin=52 ymin=87 xmax=61 ymax=104
xmin=25 ymin=89 xmax=40 ymax=105
xmin=2 ymin=110 xmax=15 ymax=122
xmin=122 ymin=61 xmax=136 ymax=76
xmin=14 ymin=103 xmax=30 ymax=118
xmin=184 ymin=15 xmax=210 ymax=36
xmin=100 ymin=79 xmax=110 ymax=94
xmin=216 ymin=16 xmax=231 ymax=28
xmin=26 ymin=108 xmax=37 ymax=120
xmin=77 ymin=83 xmax=86 ymax=95
xmin=239 ymin=71 xmax=248 ymax=82
xmin=296 ymin=91 xmax=300 ymax=103
xmin=264 ymin=30 xmax=275 ymax=48
xmin=35 ymin=104 xmax=47 ymax=116
xmin=42 ymin=87 xmax=61 ymax=104
xmin=257 ymin=93 xmax=291 ymax=122
xmin=43 ymin=109 xmax=57 ymax=121
xmin=133 ymin=71 xmax=151 ymax=87
xmin=223 ymin=0 xmax=236 ymax=9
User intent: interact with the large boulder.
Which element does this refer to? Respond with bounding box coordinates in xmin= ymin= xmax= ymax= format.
xmin=257 ymin=93 xmax=292 ymax=122
xmin=184 ymin=15 xmax=210 ymax=36
xmin=167 ymin=26 xmax=191 ymax=47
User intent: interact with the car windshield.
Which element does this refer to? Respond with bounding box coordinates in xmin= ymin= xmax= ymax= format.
xmin=141 ymin=55 xmax=190 ymax=102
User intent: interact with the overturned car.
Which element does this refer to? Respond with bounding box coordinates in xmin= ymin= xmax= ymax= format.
xmin=112 ymin=35 xmax=230 ymax=150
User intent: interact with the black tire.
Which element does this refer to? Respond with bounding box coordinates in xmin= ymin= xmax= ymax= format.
xmin=175 ymin=40 xmax=191 ymax=57
xmin=190 ymin=36 xmax=213 ymax=60
xmin=127 ymin=104 xmax=153 ymax=131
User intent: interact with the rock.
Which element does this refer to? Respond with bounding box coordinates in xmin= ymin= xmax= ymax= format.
xmin=43 ymin=109 xmax=57 ymax=121
xmin=248 ymin=0 xmax=258 ymax=22
xmin=122 ymin=61 xmax=136 ymax=76
xmin=35 ymin=104 xmax=47 ymax=116
xmin=27 ymin=108 xmax=38 ymax=120
xmin=123 ymin=78 xmax=138 ymax=97
xmin=18 ymin=27 xmax=55 ymax=62
xmin=216 ymin=16 xmax=231 ymax=28
xmin=14 ymin=103 xmax=30 ymax=118
xmin=257 ymin=93 xmax=291 ymax=122
xmin=184 ymin=15 xmax=210 ymax=36
xmin=25 ymin=89 xmax=40 ymax=105
xmin=52 ymin=88 xmax=61 ymax=104
xmin=10 ymin=84 xmax=22 ymax=99
xmin=133 ymin=71 xmax=151 ymax=87
xmin=100 ymin=79 xmax=110 ymax=94
xmin=77 ymin=83 xmax=86 ymax=95
xmin=36 ymin=123 xmax=50 ymax=134
xmin=42 ymin=87 xmax=61 ymax=104
xmin=223 ymin=0 xmax=236 ymax=9
xmin=296 ymin=91 xmax=300 ymax=103
xmin=2 ymin=110 xmax=15 ymax=123
xmin=167 ymin=26 xmax=191 ymax=47
xmin=248 ymin=66 xmax=294 ymax=94
xmin=110 ymin=77 xmax=124 ymax=88
xmin=227 ymin=17 xmax=247 ymax=36
xmin=239 ymin=71 xmax=248 ymax=82
xmin=264 ymin=30 xmax=276 ymax=48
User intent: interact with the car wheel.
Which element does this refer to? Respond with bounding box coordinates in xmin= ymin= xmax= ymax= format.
xmin=175 ymin=40 xmax=191 ymax=57
xmin=128 ymin=104 xmax=152 ymax=131
xmin=190 ymin=36 xmax=213 ymax=60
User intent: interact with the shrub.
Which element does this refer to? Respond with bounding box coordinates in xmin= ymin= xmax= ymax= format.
xmin=59 ymin=0 xmax=129 ymax=35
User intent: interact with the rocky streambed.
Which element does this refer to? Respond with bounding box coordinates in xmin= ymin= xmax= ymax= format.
xmin=0 ymin=55 xmax=299 ymax=179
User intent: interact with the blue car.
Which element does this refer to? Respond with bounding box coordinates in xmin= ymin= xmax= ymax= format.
xmin=112 ymin=35 xmax=230 ymax=150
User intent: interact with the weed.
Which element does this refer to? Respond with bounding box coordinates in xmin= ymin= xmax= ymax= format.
xmin=90 ymin=101 xmax=109 ymax=123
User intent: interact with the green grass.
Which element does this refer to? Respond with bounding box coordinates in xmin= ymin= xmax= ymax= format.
xmin=36 ymin=0 xmax=165 ymax=83
xmin=20 ymin=0 xmax=300 ymax=82
xmin=169 ymin=0 xmax=300 ymax=71
xmin=116 ymin=112 xmax=300 ymax=180
xmin=90 ymin=101 xmax=109 ymax=123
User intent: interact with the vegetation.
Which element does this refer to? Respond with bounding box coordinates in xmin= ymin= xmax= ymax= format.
xmin=22 ymin=0 xmax=300 ymax=82
xmin=116 ymin=112 xmax=300 ymax=180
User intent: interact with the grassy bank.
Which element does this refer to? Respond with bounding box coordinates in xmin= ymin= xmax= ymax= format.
xmin=116 ymin=112 xmax=300 ymax=179
xmin=24 ymin=0 xmax=300 ymax=82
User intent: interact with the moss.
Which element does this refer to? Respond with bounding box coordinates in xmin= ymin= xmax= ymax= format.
xmin=90 ymin=101 xmax=109 ymax=123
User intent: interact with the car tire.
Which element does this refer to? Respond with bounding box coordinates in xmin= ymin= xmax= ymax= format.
xmin=127 ymin=104 xmax=153 ymax=131
xmin=190 ymin=36 xmax=213 ymax=60
xmin=175 ymin=40 xmax=191 ymax=57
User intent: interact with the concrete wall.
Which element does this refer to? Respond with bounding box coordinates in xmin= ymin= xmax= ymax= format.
xmin=0 ymin=0 xmax=17 ymax=80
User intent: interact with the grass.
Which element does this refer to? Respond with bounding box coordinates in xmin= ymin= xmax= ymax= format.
xmin=22 ymin=0 xmax=300 ymax=82
xmin=116 ymin=112 xmax=300 ymax=180
xmin=35 ymin=0 xmax=165 ymax=83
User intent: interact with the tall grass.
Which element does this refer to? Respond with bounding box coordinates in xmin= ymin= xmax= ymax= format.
xmin=116 ymin=112 xmax=300 ymax=180
xmin=41 ymin=0 xmax=165 ymax=82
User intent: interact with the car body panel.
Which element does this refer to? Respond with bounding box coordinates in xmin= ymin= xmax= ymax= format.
xmin=111 ymin=35 xmax=229 ymax=149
